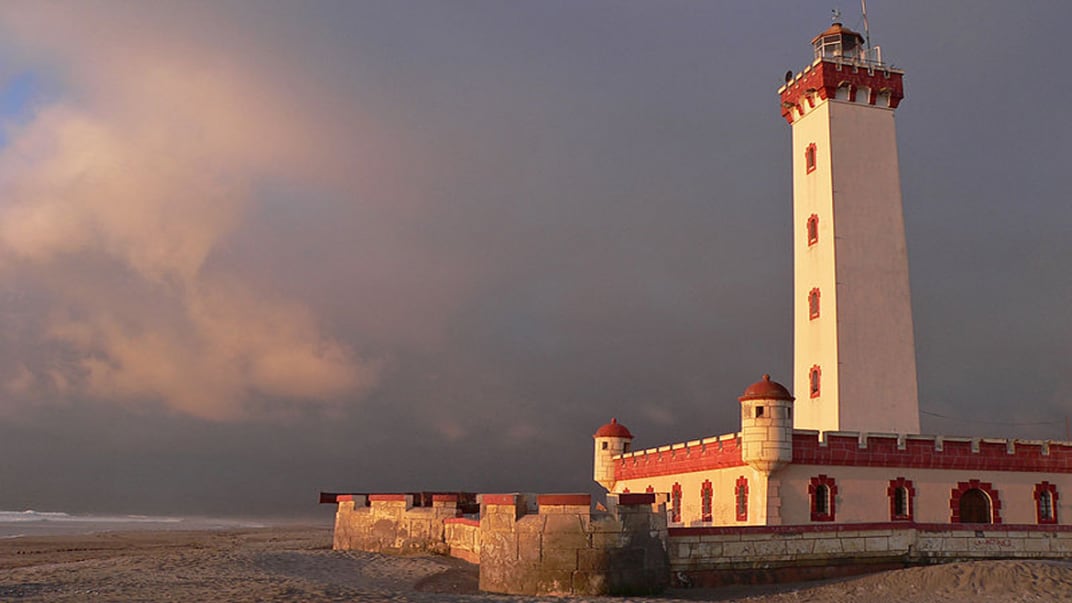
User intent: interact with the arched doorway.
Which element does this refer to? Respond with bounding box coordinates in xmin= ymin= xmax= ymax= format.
xmin=959 ymin=488 xmax=991 ymax=523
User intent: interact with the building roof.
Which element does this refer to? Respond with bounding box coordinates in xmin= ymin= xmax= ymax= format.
xmin=738 ymin=374 xmax=795 ymax=402
xmin=811 ymin=22 xmax=864 ymax=45
xmin=594 ymin=418 xmax=633 ymax=439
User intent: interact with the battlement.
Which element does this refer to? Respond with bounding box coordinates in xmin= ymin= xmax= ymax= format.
xmin=792 ymin=431 xmax=1072 ymax=473
xmin=613 ymin=432 xmax=745 ymax=481
xmin=779 ymin=57 xmax=905 ymax=123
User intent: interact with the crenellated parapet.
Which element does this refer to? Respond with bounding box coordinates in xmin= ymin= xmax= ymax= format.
xmin=613 ymin=433 xmax=745 ymax=481
xmin=779 ymin=58 xmax=905 ymax=123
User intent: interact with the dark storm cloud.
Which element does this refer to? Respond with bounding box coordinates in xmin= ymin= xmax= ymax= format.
xmin=0 ymin=1 xmax=1068 ymax=515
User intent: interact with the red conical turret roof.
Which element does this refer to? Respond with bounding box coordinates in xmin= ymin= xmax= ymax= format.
xmin=593 ymin=418 xmax=633 ymax=439
xmin=739 ymin=374 xmax=795 ymax=402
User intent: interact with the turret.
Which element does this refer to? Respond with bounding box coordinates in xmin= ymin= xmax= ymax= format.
xmin=593 ymin=418 xmax=633 ymax=491
xmin=739 ymin=375 xmax=794 ymax=474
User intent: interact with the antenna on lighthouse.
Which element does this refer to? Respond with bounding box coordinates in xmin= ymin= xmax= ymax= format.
xmin=861 ymin=0 xmax=872 ymax=49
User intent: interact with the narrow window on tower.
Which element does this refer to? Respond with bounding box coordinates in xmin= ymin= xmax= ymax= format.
xmin=805 ymin=143 xmax=817 ymax=174
xmin=809 ymin=365 xmax=821 ymax=398
xmin=807 ymin=214 xmax=819 ymax=246
xmin=808 ymin=288 xmax=821 ymax=320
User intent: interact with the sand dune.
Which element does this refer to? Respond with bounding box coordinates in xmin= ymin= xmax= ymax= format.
xmin=0 ymin=526 xmax=1070 ymax=602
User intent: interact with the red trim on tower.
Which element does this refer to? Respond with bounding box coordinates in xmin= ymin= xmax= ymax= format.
xmin=368 ymin=494 xmax=407 ymax=502
xmin=537 ymin=494 xmax=591 ymax=506
xmin=780 ymin=61 xmax=905 ymax=124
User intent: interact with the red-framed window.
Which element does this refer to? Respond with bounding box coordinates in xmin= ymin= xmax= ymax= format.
xmin=888 ymin=477 xmax=915 ymax=521
xmin=808 ymin=288 xmax=821 ymax=320
xmin=622 ymin=488 xmax=630 ymax=493
xmin=805 ymin=143 xmax=817 ymax=174
xmin=1035 ymin=481 xmax=1059 ymax=525
xmin=700 ymin=480 xmax=713 ymax=523
xmin=809 ymin=474 xmax=837 ymax=521
xmin=645 ymin=485 xmax=654 ymax=494
xmin=670 ymin=482 xmax=682 ymax=523
xmin=806 ymin=214 xmax=819 ymax=246
xmin=809 ymin=365 xmax=821 ymax=398
xmin=735 ymin=476 xmax=749 ymax=522
xmin=950 ymin=479 xmax=1002 ymax=524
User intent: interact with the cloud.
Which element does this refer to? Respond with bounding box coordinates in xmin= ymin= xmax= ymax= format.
xmin=0 ymin=5 xmax=383 ymax=419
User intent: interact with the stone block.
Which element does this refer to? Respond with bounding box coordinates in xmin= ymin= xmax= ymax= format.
xmin=1023 ymin=538 xmax=1051 ymax=553
xmin=864 ymin=537 xmax=890 ymax=552
xmin=535 ymin=569 xmax=574 ymax=595
xmin=786 ymin=538 xmax=815 ymax=556
xmin=541 ymin=546 xmax=580 ymax=570
xmin=840 ymin=537 xmax=866 ymax=553
xmin=572 ymin=570 xmax=609 ymax=595
xmin=518 ymin=532 xmax=540 ymax=563
xmin=812 ymin=537 xmax=844 ymax=554
xmin=591 ymin=531 xmax=625 ymax=549
xmin=577 ymin=548 xmax=612 ymax=571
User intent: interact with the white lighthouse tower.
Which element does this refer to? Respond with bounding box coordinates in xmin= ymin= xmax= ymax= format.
xmin=780 ymin=22 xmax=920 ymax=434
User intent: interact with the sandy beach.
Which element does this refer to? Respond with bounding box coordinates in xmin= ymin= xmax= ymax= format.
xmin=1 ymin=525 xmax=1071 ymax=602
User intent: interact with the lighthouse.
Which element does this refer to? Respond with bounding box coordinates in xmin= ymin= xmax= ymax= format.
xmin=780 ymin=22 xmax=920 ymax=434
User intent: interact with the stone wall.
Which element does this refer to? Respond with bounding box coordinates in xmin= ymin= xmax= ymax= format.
xmin=478 ymin=493 xmax=669 ymax=596
xmin=668 ymin=523 xmax=1072 ymax=586
xmin=333 ymin=494 xmax=463 ymax=555
xmin=443 ymin=517 xmax=480 ymax=563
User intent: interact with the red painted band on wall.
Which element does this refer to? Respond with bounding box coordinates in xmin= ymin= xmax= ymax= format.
xmin=480 ymin=494 xmax=519 ymax=505
xmin=432 ymin=494 xmax=459 ymax=503
xmin=792 ymin=433 xmax=1072 ymax=473
xmin=368 ymin=494 xmax=407 ymax=502
xmin=614 ymin=438 xmax=746 ymax=481
xmin=537 ymin=494 xmax=591 ymax=506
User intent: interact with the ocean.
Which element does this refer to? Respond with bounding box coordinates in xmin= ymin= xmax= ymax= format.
xmin=0 ymin=509 xmax=267 ymax=538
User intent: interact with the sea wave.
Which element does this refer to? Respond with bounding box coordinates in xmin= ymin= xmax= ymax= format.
xmin=0 ymin=510 xmax=182 ymax=524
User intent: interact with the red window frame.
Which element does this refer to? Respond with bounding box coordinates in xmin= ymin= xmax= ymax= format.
xmin=700 ymin=480 xmax=713 ymax=523
xmin=888 ymin=477 xmax=915 ymax=521
xmin=809 ymin=474 xmax=837 ymax=522
xmin=809 ymin=365 xmax=821 ymax=398
xmin=808 ymin=288 xmax=820 ymax=320
xmin=950 ymin=479 xmax=1003 ymax=524
xmin=645 ymin=485 xmax=654 ymax=494
xmin=805 ymin=143 xmax=817 ymax=174
xmin=670 ymin=482 xmax=682 ymax=524
xmin=1035 ymin=481 xmax=1059 ymax=524
xmin=735 ymin=476 xmax=749 ymax=522
xmin=806 ymin=214 xmax=819 ymax=246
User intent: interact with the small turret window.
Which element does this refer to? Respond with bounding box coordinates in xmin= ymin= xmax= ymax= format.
xmin=601 ymin=441 xmax=608 ymax=450
xmin=808 ymin=288 xmax=820 ymax=320
xmin=809 ymin=365 xmax=821 ymax=398
xmin=755 ymin=406 xmax=764 ymax=418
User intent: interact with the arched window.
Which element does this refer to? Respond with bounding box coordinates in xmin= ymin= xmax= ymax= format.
xmin=888 ymin=477 xmax=914 ymax=521
xmin=950 ymin=479 xmax=1002 ymax=524
xmin=735 ymin=476 xmax=749 ymax=522
xmin=809 ymin=365 xmax=821 ymax=398
xmin=806 ymin=214 xmax=819 ymax=246
xmin=808 ymin=288 xmax=821 ymax=320
xmin=1035 ymin=482 xmax=1059 ymax=524
xmin=670 ymin=482 xmax=682 ymax=524
xmin=805 ymin=143 xmax=817 ymax=174
xmin=809 ymin=474 xmax=837 ymax=521
xmin=700 ymin=480 xmax=713 ymax=523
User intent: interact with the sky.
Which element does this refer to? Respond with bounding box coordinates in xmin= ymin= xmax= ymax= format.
xmin=0 ymin=1 xmax=1069 ymax=517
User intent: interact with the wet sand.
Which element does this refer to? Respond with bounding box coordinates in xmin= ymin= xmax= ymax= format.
xmin=1 ymin=525 xmax=1071 ymax=602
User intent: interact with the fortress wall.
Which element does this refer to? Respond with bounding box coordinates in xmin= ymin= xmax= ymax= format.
xmin=477 ymin=493 xmax=669 ymax=596
xmin=443 ymin=517 xmax=480 ymax=563
xmin=332 ymin=494 xmax=461 ymax=555
xmin=667 ymin=523 xmax=1072 ymax=587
